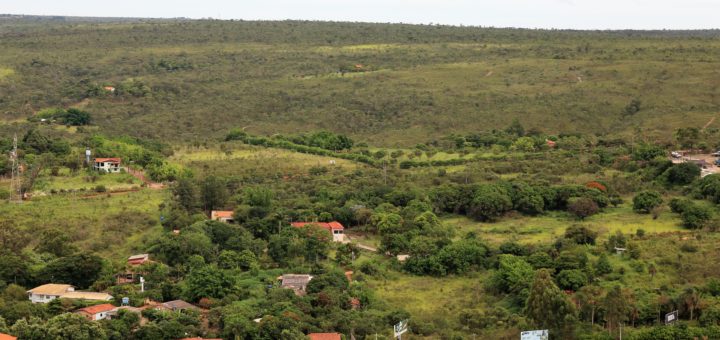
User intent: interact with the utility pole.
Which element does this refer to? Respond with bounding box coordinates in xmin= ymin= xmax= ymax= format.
xmin=9 ymin=134 xmax=22 ymax=203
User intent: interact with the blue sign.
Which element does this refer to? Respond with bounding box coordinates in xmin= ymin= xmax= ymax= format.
xmin=122 ymin=297 xmax=130 ymax=305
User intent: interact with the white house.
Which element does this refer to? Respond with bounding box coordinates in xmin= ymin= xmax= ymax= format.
xmin=76 ymin=303 xmax=116 ymax=321
xmin=93 ymin=157 xmax=122 ymax=173
xmin=27 ymin=284 xmax=74 ymax=303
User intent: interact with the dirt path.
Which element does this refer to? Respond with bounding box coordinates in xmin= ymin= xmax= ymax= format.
xmin=703 ymin=116 xmax=716 ymax=131
xmin=127 ymin=167 xmax=165 ymax=189
xmin=344 ymin=234 xmax=378 ymax=252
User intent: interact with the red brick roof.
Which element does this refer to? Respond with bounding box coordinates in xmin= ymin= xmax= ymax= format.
xmin=291 ymin=221 xmax=344 ymax=231
xmin=77 ymin=303 xmax=116 ymax=315
xmin=94 ymin=158 xmax=121 ymax=163
xmin=0 ymin=333 xmax=17 ymax=340
xmin=308 ymin=333 xmax=341 ymax=340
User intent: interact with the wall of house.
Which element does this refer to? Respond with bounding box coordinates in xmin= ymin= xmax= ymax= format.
xmin=29 ymin=293 xmax=59 ymax=303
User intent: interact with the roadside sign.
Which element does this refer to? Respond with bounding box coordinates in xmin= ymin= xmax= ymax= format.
xmin=521 ymin=329 xmax=549 ymax=340
xmin=122 ymin=297 xmax=129 ymax=305
xmin=665 ymin=310 xmax=679 ymax=325
xmin=394 ymin=319 xmax=409 ymax=338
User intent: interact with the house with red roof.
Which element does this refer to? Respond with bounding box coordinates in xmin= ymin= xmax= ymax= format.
xmin=308 ymin=333 xmax=342 ymax=340
xmin=211 ymin=210 xmax=235 ymax=223
xmin=76 ymin=303 xmax=116 ymax=321
xmin=93 ymin=157 xmax=122 ymax=173
xmin=291 ymin=221 xmax=345 ymax=242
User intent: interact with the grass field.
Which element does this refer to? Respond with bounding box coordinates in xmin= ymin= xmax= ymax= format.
xmin=170 ymin=144 xmax=363 ymax=177
xmin=31 ymin=170 xmax=142 ymax=193
xmin=0 ymin=188 xmax=167 ymax=259
xmin=444 ymin=201 xmax=686 ymax=245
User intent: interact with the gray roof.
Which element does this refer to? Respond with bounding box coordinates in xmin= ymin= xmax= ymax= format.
xmin=280 ymin=274 xmax=313 ymax=290
xmin=161 ymin=300 xmax=198 ymax=310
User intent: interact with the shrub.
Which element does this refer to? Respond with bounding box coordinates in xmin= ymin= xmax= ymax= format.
xmin=564 ymin=225 xmax=597 ymax=245
xmin=632 ymin=191 xmax=663 ymax=214
xmin=555 ymin=269 xmax=588 ymax=291
xmin=665 ymin=162 xmax=701 ymax=185
xmin=680 ymin=203 xmax=712 ymax=229
xmin=669 ymin=198 xmax=692 ymax=214
xmin=94 ymin=185 xmax=107 ymax=193
xmin=567 ymin=197 xmax=599 ymax=220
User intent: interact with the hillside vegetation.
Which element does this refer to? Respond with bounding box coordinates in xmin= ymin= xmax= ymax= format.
xmin=1 ymin=19 xmax=720 ymax=145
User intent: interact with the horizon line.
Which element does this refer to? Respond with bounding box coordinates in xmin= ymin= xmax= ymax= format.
xmin=2 ymin=12 xmax=720 ymax=32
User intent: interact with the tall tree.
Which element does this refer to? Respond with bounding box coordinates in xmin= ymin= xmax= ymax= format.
xmin=576 ymin=285 xmax=605 ymax=326
xmin=200 ymin=175 xmax=229 ymax=213
xmin=525 ymin=269 xmax=577 ymax=338
xmin=602 ymin=285 xmax=631 ymax=335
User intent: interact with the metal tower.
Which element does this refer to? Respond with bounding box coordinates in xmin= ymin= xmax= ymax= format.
xmin=9 ymin=134 xmax=22 ymax=203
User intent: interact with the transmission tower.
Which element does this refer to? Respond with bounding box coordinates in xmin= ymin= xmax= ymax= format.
xmin=9 ymin=134 xmax=22 ymax=203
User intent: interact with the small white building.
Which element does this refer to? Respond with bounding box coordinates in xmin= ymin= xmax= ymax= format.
xmin=27 ymin=284 xmax=74 ymax=303
xmin=93 ymin=157 xmax=122 ymax=173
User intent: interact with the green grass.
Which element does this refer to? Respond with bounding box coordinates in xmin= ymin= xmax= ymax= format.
xmin=0 ymin=188 xmax=167 ymax=259
xmin=443 ymin=202 xmax=686 ymax=245
xmin=0 ymin=67 xmax=13 ymax=80
xmin=170 ymin=144 xmax=362 ymax=177
xmin=31 ymin=169 xmax=142 ymax=193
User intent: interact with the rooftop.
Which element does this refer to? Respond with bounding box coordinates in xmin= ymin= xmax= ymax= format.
xmin=0 ymin=333 xmax=17 ymax=340
xmin=211 ymin=210 xmax=234 ymax=219
xmin=308 ymin=333 xmax=342 ymax=340
xmin=27 ymin=284 xmax=73 ymax=295
xmin=291 ymin=221 xmax=344 ymax=231
xmin=161 ymin=300 xmax=198 ymax=310
xmin=77 ymin=303 xmax=116 ymax=315
xmin=61 ymin=291 xmax=113 ymax=301
xmin=94 ymin=157 xmax=121 ymax=163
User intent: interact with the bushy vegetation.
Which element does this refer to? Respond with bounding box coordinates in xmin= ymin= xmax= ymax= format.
xmin=4 ymin=15 xmax=720 ymax=340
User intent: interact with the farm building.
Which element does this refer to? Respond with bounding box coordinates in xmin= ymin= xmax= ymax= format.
xmin=291 ymin=221 xmax=345 ymax=242
xmin=76 ymin=303 xmax=116 ymax=321
xmin=211 ymin=210 xmax=235 ymax=223
xmin=94 ymin=157 xmax=122 ymax=173
xmin=279 ymin=274 xmax=314 ymax=296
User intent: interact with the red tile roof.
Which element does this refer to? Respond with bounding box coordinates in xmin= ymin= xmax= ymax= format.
xmin=211 ymin=210 xmax=234 ymax=218
xmin=308 ymin=333 xmax=341 ymax=340
xmin=291 ymin=221 xmax=344 ymax=231
xmin=0 ymin=333 xmax=17 ymax=340
xmin=77 ymin=303 xmax=116 ymax=315
xmin=94 ymin=158 xmax=121 ymax=163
